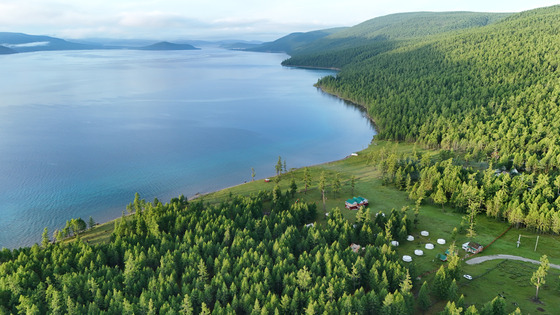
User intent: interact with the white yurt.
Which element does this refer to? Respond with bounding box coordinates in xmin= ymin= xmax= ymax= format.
xmin=402 ymin=255 xmax=412 ymax=262
xmin=391 ymin=240 xmax=400 ymax=246
xmin=421 ymin=231 xmax=429 ymax=236
xmin=407 ymin=235 xmax=415 ymax=241
xmin=437 ymin=238 xmax=446 ymax=245
xmin=414 ymin=249 xmax=424 ymax=256
xmin=425 ymin=243 xmax=434 ymax=250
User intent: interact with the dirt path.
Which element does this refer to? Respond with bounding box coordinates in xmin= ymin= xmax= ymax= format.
xmin=466 ymin=254 xmax=560 ymax=270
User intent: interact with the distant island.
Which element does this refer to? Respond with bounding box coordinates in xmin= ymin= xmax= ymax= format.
xmin=0 ymin=33 xmax=201 ymax=53
xmin=0 ymin=45 xmax=16 ymax=54
xmin=136 ymin=41 xmax=199 ymax=51
xmin=0 ymin=32 xmax=99 ymax=53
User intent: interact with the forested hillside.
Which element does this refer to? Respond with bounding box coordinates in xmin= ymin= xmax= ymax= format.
xmin=247 ymin=28 xmax=345 ymax=54
xmin=285 ymin=5 xmax=560 ymax=233
xmin=0 ymin=191 xmax=422 ymax=314
xmin=283 ymin=11 xmax=510 ymax=68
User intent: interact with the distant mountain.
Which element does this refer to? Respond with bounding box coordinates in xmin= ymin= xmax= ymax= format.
xmin=0 ymin=45 xmax=16 ymax=54
xmin=282 ymin=11 xmax=512 ymax=69
xmin=246 ymin=28 xmax=346 ymax=54
xmin=330 ymin=11 xmax=510 ymax=40
xmin=71 ymin=38 xmax=157 ymax=48
xmin=137 ymin=41 xmax=199 ymax=51
xmin=220 ymin=42 xmax=260 ymax=50
xmin=0 ymin=32 xmax=100 ymax=52
xmin=289 ymin=12 xmax=511 ymax=57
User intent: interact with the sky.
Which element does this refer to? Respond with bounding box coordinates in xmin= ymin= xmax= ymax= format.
xmin=0 ymin=0 xmax=558 ymax=41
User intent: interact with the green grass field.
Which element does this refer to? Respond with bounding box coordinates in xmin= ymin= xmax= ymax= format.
xmin=75 ymin=140 xmax=560 ymax=314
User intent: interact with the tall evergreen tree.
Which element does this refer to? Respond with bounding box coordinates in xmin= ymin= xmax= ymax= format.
xmin=275 ymin=156 xmax=282 ymax=177
xmin=417 ymin=281 xmax=431 ymax=312
xmin=41 ymin=227 xmax=49 ymax=248
xmin=303 ymin=167 xmax=311 ymax=194
xmin=332 ymin=173 xmax=341 ymax=198
xmin=319 ymin=171 xmax=327 ymax=212
xmin=290 ymin=177 xmax=298 ymax=197
xmin=432 ymin=266 xmax=448 ymax=300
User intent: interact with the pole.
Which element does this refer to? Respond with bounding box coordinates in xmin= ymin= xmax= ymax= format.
xmin=517 ymin=234 xmax=521 ymax=248
xmin=534 ymin=235 xmax=539 ymax=252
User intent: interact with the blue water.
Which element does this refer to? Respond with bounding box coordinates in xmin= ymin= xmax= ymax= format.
xmin=0 ymin=48 xmax=375 ymax=249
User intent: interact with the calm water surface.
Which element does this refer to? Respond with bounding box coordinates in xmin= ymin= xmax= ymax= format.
xmin=0 ymin=48 xmax=374 ymax=248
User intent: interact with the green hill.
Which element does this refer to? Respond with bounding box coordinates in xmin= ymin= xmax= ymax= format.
xmin=327 ymin=11 xmax=510 ymax=40
xmin=247 ymin=28 xmax=346 ymax=54
xmin=283 ymin=12 xmax=511 ymax=68
xmin=137 ymin=41 xmax=199 ymax=51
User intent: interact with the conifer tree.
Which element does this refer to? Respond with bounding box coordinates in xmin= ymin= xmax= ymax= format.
xmin=417 ymin=281 xmax=431 ymax=312
xmin=531 ymin=255 xmax=549 ymax=300
xmin=179 ymin=295 xmax=193 ymax=315
xmin=41 ymin=227 xmax=49 ymax=248
xmin=463 ymin=305 xmax=479 ymax=315
xmin=490 ymin=296 xmax=506 ymax=315
xmin=88 ymin=216 xmax=96 ymax=229
xmin=441 ymin=301 xmax=462 ymax=315
xmin=448 ymin=279 xmax=459 ymax=302
xmin=303 ymin=167 xmax=311 ymax=194
xmin=332 ymin=173 xmax=341 ymax=198
xmin=432 ymin=266 xmax=448 ymax=300
xmin=319 ymin=171 xmax=327 ymax=212
xmin=290 ymin=177 xmax=297 ymax=197
xmin=275 ymin=156 xmax=282 ymax=177
xmin=432 ymin=182 xmax=447 ymax=211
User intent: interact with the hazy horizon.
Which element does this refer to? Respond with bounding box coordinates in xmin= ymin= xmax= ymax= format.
xmin=0 ymin=1 xmax=558 ymax=42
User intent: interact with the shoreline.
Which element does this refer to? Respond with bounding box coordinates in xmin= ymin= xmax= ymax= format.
xmin=282 ymin=64 xmax=342 ymax=71
xmin=189 ymin=84 xmax=378 ymax=202
xmin=189 ymin=150 xmax=370 ymax=202
xmin=81 ymin=144 xmax=374 ymax=239
xmin=89 ymin=86 xmax=378 ymax=233
xmin=43 ymin=67 xmax=378 ymax=248
xmin=314 ymin=84 xmax=379 ymax=131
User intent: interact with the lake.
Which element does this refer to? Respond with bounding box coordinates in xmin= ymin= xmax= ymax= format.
xmin=0 ymin=48 xmax=375 ymax=249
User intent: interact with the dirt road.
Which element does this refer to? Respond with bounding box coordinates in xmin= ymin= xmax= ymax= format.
xmin=465 ymin=254 xmax=560 ymax=270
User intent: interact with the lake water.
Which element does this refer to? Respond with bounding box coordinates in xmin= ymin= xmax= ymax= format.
xmin=0 ymin=48 xmax=375 ymax=249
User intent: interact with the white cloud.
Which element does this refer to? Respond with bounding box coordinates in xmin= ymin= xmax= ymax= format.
xmin=3 ymin=41 xmax=50 ymax=48
xmin=117 ymin=11 xmax=199 ymax=28
xmin=0 ymin=0 xmax=558 ymax=40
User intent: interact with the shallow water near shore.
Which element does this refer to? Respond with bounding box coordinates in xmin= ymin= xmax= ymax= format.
xmin=0 ymin=48 xmax=375 ymax=248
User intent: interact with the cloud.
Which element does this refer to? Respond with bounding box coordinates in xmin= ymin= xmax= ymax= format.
xmin=118 ymin=11 xmax=203 ymax=29
xmin=3 ymin=41 xmax=50 ymax=48
xmin=0 ymin=0 xmax=559 ymax=41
